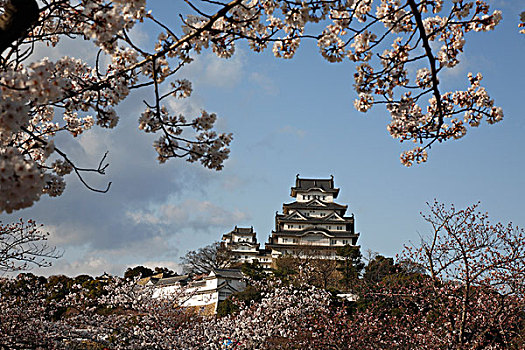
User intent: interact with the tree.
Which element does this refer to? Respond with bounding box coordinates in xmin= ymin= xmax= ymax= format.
xmin=336 ymin=244 xmax=364 ymax=289
xmin=363 ymin=254 xmax=397 ymax=283
xmin=153 ymin=266 xmax=176 ymax=277
xmin=308 ymin=257 xmax=339 ymax=290
xmin=399 ymin=201 xmax=525 ymax=346
xmin=124 ymin=265 xmax=177 ymax=280
xmin=181 ymin=241 xmax=230 ymax=274
xmin=1 ymin=213 xmax=525 ymax=350
xmin=240 ymin=261 xmax=267 ymax=281
xmin=0 ymin=0 xmax=514 ymax=213
xmin=123 ymin=265 xmax=154 ymax=280
xmin=0 ymin=273 xmax=346 ymax=349
xmin=342 ymin=202 xmax=525 ymax=349
xmin=273 ymin=252 xmax=341 ymax=289
xmin=324 ymin=202 xmax=525 ymax=349
xmin=273 ymin=254 xmax=298 ymax=280
xmin=0 ymin=219 xmax=61 ymax=272
xmin=0 ymin=273 xmax=196 ymax=348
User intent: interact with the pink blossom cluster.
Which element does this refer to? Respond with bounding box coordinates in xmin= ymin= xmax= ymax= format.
xmin=175 ymin=0 xmax=504 ymax=166
xmin=0 ymin=0 xmax=234 ymax=213
xmin=0 ymin=0 xmax=513 ymax=212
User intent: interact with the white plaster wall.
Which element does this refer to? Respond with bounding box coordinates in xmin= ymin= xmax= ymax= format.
xmin=298 ymin=209 xmax=332 ymax=218
xmin=296 ymin=192 xmax=333 ymax=202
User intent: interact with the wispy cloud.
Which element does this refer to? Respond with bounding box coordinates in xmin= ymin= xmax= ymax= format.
xmin=181 ymin=51 xmax=246 ymax=89
xmin=127 ymin=199 xmax=250 ymax=230
xmin=278 ymin=125 xmax=307 ymax=138
xmin=249 ymin=72 xmax=279 ymax=95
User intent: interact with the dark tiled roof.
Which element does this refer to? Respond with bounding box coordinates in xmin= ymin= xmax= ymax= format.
xmin=283 ymin=200 xmax=347 ymax=210
xmin=271 ymin=228 xmax=359 ymax=238
xmin=276 ymin=214 xmax=354 ymax=224
xmin=266 ymin=243 xmax=349 ymax=249
xmin=211 ymin=268 xmax=244 ymax=279
xmin=229 ymin=242 xmax=260 ymax=248
xmin=222 ymin=226 xmax=256 ymax=239
xmin=233 ymin=226 xmax=254 ymax=234
xmin=154 ymin=275 xmax=191 ymax=287
xmin=291 ymin=176 xmax=340 ymax=198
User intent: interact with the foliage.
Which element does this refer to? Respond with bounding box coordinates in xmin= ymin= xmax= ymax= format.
xmin=123 ymin=265 xmax=177 ymax=280
xmin=0 ymin=0 xmax=515 ymax=213
xmin=336 ymin=244 xmax=364 ymax=289
xmin=153 ymin=266 xmax=176 ymax=276
xmin=0 ymin=273 xmax=192 ymax=349
xmin=400 ymin=200 xmax=525 ymax=346
xmin=123 ymin=265 xmax=154 ymax=280
xmin=216 ymin=297 xmax=239 ymax=317
xmin=272 ymin=254 xmax=298 ymax=280
xmin=363 ymin=254 xmax=397 ymax=283
xmin=240 ymin=261 xmax=267 ymax=281
xmin=181 ymin=241 xmax=231 ymax=274
xmin=234 ymin=285 xmax=263 ymax=307
xmin=2 ymin=202 xmax=525 ymax=348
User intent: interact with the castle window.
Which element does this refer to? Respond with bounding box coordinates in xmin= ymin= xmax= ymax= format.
xmin=331 ymin=239 xmax=337 ymax=245
xmin=343 ymin=240 xmax=349 ymax=245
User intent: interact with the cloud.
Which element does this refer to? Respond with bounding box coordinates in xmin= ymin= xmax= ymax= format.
xmin=181 ymin=51 xmax=245 ymax=89
xmin=221 ymin=175 xmax=246 ymax=191
xmin=278 ymin=125 xmax=307 ymax=138
xmin=31 ymin=37 xmax=98 ymax=63
xmin=30 ymin=255 xmax=122 ymax=278
xmin=0 ymin=84 xmax=227 ymax=276
xmin=203 ymin=53 xmax=245 ymax=88
xmin=249 ymin=72 xmax=279 ymax=95
xmin=128 ymin=199 xmax=250 ymax=231
xmin=167 ymin=96 xmax=205 ymax=120
xmin=0 ymin=16 xmax=248 ymax=278
xmin=37 ymin=256 xmax=184 ymax=278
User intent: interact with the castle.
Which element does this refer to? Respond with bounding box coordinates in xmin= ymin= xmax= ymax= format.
xmin=151 ymin=175 xmax=360 ymax=314
xmin=221 ymin=175 xmax=360 ymax=269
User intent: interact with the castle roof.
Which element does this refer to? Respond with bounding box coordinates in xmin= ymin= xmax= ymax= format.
xmin=283 ymin=200 xmax=348 ymax=212
xmin=291 ymin=175 xmax=340 ymax=198
xmin=154 ymin=275 xmax=191 ymax=287
xmin=222 ymin=226 xmax=255 ymax=239
xmin=276 ymin=213 xmax=354 ymax=224
xmin=271 ymin=227 xmax=359 ymax=238
xmin=209 ymin=268 xmax=244 ymax=279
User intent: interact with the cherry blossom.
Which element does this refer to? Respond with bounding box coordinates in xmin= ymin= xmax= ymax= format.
xmin=0 ymin=0 xmax=509 ymax=212
xmin=0 ymin=219 xmax=61 ymax=272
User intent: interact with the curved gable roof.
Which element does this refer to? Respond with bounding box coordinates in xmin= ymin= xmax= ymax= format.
xmin=291 ymin=176 xmax=340 ymax=198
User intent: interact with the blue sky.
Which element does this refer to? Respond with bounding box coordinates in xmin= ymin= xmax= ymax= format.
xmin=1 ymin=0 xmax=524 ymax=276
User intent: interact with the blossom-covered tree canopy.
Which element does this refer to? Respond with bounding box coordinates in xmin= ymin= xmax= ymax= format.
xmin=0 ymin=202 xmax=523 ymax=348
xmin=0 ymin=0 xmax=517 ymax=213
